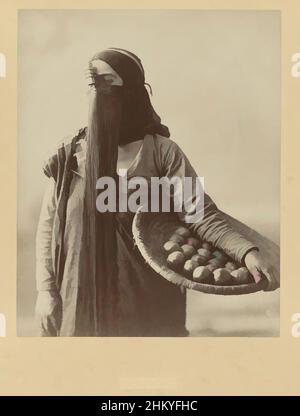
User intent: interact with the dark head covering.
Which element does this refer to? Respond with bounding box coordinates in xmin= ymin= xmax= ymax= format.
xmin=91 ymin=48 xmax=146 ymax=87
xmin=89 ymin=47 xmax=170 ymax=143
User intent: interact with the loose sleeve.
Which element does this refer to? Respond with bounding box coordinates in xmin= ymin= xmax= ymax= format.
xmin=161 ymin=139 xmax=258 ymax=264
xmin=35 ymin=177 xmax=57 ymax=291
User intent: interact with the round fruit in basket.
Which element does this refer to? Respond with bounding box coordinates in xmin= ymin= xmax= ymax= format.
xmin=191 ymin=254 xmax=206 ymax=266
xmin=202 ymin=242 xmax=213 ymax=251
xmin=167 ymin=251 xmax=185 ymax=270
xmin=169 ymin=234 xmax=185 ymax=245
xmin=174 ymin=226 xmax=191 ymax=238
xmin=163 ymin=241 xmax=181 ymax=254
xmin=225 ymin=261 xmax=238 ymax=272
xmin=193 ymin=266 xmax=213 ymax=283
xmin=183 ymin=259 xmax=200 ymax=278
xmin=181 ymin=244 xmax=196 ymax=259
xmin=197 ymin=248 xmax=212 ymax=260
xmin=213 ymin=268 xmax=232 ymax=285
xmin=231 ymin=267 xmax=253 ymax=284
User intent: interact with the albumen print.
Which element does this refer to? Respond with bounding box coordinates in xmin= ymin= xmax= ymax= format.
xmin=17 ymin=10 xmax=280 ymax=337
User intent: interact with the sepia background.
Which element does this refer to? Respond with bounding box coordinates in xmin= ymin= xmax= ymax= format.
xmin=17 ymin=9 xmax=280 ymax=336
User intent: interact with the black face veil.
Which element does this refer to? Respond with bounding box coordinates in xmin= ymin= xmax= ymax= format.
xmin=79 ymin=48 xmax=170 ymax=336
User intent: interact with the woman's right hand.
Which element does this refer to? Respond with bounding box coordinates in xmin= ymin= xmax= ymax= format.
xmin=35 ymin=290 xmax=62 ymax=336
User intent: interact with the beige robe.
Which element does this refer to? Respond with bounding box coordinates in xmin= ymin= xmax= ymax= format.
xmin=36 ymin=133 xmax=259 ymax=336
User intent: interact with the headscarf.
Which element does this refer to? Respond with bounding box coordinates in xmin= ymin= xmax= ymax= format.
xmin=90 ymin=47 xmax=170 ymax=143
xmin=79 ymin=48 xmax=170 ymax=336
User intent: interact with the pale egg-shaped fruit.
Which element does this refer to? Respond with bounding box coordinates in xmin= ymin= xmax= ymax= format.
xmin=163 ymin=241 xmax=181 ymax=254
xmin=169 ymin=234 xmax=185 ymax=245
xmin=183 ymin=259 xmax=199 ymax=276
xmin=213 ymin=268 xmax=232 ymax=285
xmin=193 ymin=266 xmax=213 ymax=283
xmin=175 ymin=226 xmax=191 ymax=238
xmin=190 ymin=254 xmax=202 ymax=264
xmin=225 ymin=261 xmax=237 ymax=272
xmin=193 ymin=255 xmax=208 ymax=266
xmin=181 ymin=244 xmax=196 ymax=258
xmin=197 ymin=248 xmax=211 ymax=260
xmin=231 ymin=267 xmax=252 ymax=284
xmin=167 ymin=251 xmax=185 ymax=269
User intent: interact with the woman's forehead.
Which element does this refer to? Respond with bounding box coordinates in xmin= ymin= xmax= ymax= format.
xmin=90 ymin=59 xmax=122 ymax=79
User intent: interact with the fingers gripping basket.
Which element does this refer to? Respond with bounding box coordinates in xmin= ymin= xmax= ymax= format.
xmin=132 ymin=209 xmax=279 ymax=295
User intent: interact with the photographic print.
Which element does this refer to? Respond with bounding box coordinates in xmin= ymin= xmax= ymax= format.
xmin=17 ymin=9 xmax=280 ymax=337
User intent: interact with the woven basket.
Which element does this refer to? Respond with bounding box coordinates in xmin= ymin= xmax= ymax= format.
xmin=132 ymin=209 xmax=280 ymax=295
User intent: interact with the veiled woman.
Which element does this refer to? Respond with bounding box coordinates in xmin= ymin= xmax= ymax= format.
xmin=35 ymin=48 xmax=279 ymax=337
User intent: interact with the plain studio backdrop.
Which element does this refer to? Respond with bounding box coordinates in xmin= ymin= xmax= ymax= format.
xmin=17 ymin=10 xmax=280 ymax=336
